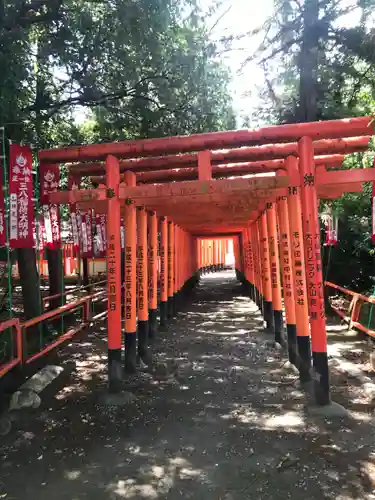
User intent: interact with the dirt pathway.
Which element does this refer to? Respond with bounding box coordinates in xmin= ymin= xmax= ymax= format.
xmin=1 ymin=271 xmax=375 ymax=499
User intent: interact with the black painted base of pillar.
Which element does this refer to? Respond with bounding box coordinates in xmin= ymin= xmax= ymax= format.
xmin=273 ymin=309 xmax=284 ymax=345
xmin=168 ymin=296 xmax=174 ymax=319
xmin=258 ymin=292 xmax=263 ymax=313
xmin=286 ymin=324 xmax=297 ymax=365
xmin=237 ymin=271 xmax=245 ymax=284
xmin=263 ymin=299 xmax=274 ymax=333
xmin=138 ymin=320 xmax=152 ymax=366
xmin=124 ymin=332 xmax=137 ymax=374
xmin=148 ymin=309 xmax=157 ymax=342
xmin=256 ymin=289 xmax=262 ymax=310
xmin=249 ymin=283 xmax=255 ymax=302
xmin=296 ymin=335 xmax=312 ymax=383
xmin=173 ymin=292 xmax=179 ymax=313
xmin=312 ymin=351 xmax=330 ymax=405
xmin=108 ymin=348 xmax=122 ymax=393
xmin=160 ymin=301 xmax=168 ymax=329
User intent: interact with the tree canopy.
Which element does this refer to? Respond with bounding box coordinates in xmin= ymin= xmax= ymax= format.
xmin=235 ymin=0 xmax=375 ymax=292
xmin=0 ymin=0 xmax=236 ymax=148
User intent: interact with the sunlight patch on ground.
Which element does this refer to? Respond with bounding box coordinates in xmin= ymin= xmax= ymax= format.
xmin=223 ymin=405 xmax=306 ymax=432
xmin=64 ymin=470 xmax=82 ymax=480
xmin=109 ymin=456 xmax=206 ymax=499
xmin=262 ymin=411 xmax=305 ymax=430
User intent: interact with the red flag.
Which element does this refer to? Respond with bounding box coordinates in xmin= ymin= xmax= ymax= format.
xmin=372 ymin=158 xmax=375 ymax=244
xmin=68 ymin=174 xmax=80 ymax=253
xmin=101 ymin=214 xmax=107 ymax=253
xmin=38 ymin=214 xmax=46 ymax=251
xmin=39 ymin=164 xmax=59 ymax=205
xmin=9 ymin=144 xmax=34 ymax=248
xmin=94 ymin=213 xmax=107 ymax=257
xmin=81 ymin=210 xmax=93 ymax=258
xmin=0 ymin=167 xmax=6 ymax=247
xmin=39 ymin=163 xmax=61 ymax=249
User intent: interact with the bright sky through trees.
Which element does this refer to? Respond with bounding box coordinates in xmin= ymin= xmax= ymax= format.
xmin=205 ymin=0 xmax=366 ymax=125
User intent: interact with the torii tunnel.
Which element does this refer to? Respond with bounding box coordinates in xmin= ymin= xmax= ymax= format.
xmin=39 ymin=116 xmax=375 ymax=407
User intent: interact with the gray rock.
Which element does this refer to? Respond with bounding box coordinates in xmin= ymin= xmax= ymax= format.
xmin=22 ymin=365 xmax=63 ymax=394
xmin=0 ymin=415 xmax=11 ymax=435
xmin=9 ymin=389 xmax=41 ymax=410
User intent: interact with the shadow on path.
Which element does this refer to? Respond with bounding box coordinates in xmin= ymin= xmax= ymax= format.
xmin=1 ymin=271 xmax=375 ymax=499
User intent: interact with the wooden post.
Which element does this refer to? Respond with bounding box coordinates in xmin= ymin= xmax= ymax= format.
xmin=259 ymin=211 xmax=274 ymax=333
xmin=250 ymin=225 xmax=258 ymax=306
xmin=276 ymin=193 xmax=297 ymax=364
xmin=168 ymin=221 xmax=175 ymax=318
xmin=255 ymin=221 xmax=263 ymax=311
xmin=266 ymin=202 xmax=284 ymax=345
xmin=299 ymin=137 xmax=330 ymax=405
xmin=246 ymin=227 xmax=255 ymax=301
xmin=286 ymin=156 xmax=311 ymax=383
xmin=123 ymin=171 xmax=137 ymax=374
xmin=198 ymin=150 xmax=212 ymax=180
xmin=136 ymin=207 xmax=151 ymax=365
xmin=199 ymin=239 xmax=203 ymax=273
xmin=159 ymin=217 xmax=168 ymax=328
xmin=174 ymin=225 xmax=180 ymax=311
xmin=233 ymin=236 xmax=240 ymax=280
xmin=148 ymin=211 xmax=158 ymax=342
xmin=106 ymin=155 xmax=122 ymax=391
xmin=213 ymin=239 xmax=217 ymax=271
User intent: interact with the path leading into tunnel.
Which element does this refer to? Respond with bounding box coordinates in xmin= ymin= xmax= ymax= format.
xmin=1 ymin=271 xmax=375 ymax=499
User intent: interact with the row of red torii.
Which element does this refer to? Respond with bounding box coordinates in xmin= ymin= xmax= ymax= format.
xmin=39 ymin=116 xmax=375 ymax=406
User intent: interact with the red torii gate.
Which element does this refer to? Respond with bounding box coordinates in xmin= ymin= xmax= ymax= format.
xmin=39 ymin=116 xmax=375 ymax=408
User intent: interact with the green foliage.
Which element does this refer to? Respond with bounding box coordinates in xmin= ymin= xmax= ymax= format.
xmin=0 ymin=0 xmax=235 ymax=148
xmin=244 ymin=0 xmax=375 ymax=292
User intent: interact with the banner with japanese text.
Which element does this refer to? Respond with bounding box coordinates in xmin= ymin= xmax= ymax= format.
xmin=94 ymin=213 xmax=106 ymax=257
xmin=38 ymin=214 xmax=46 ymax=251
xmin=68 ymin=174 xmax=80 ymax=254
xmin=81 ymin=210 xmax=93 ymax=258
xmin=9 ymin=144 xmax=34 ymax=248
xmin=39 ymin=163 xmax=61 ymax=249
xmin=0 ymin=164 xmax=6 ymax=247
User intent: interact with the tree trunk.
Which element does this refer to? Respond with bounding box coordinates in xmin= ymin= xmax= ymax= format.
xmin=46 ymin=247 xmax=64 ymax=310
xmin=298 ymin=0 xmax=319 ymax=122
xmin=17 ymin=248 xmax=43 ymax=320
xmin=82 ymin=257 xmax=91 ymax=292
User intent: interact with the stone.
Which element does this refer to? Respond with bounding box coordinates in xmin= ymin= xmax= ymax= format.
xmin=22 ymin=365 xmax=64 ymax=394
xmin=0 ymin=415 xmax=12 ymax=436
xmin=9 ymin=390 xmax=41 ymax=411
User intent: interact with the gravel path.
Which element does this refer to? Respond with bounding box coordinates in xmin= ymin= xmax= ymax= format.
xmin=1 ymin=271 xmax=375 ymax=500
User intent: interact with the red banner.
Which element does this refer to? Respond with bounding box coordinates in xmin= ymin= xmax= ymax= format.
xmin=0 ymin=167 xmax=6 ymax=247
xmin=9 ymin=144 xmax=34 ymax=248
xmin=38 ymin=214 xmax=46 ymax=251
xmin=68 ymin=174 xmax=80 ymax=254
xmin=39 ymin=163 xmax=61 ymax=249
xmin=372 ymin=158 xmax=375 ymax=244
xmin=39 ymin=164 xmax=59 ymax=205
xmin=94 ymin=213 xmax=106 ymax=257
xmin=81 ymin=210 xmax=93 ymax=258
